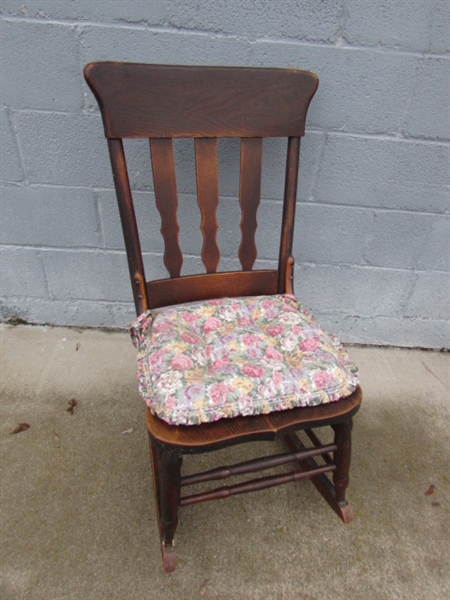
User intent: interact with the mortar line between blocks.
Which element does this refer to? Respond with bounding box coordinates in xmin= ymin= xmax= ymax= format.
xmin=396 ymin=54 xmax=425 ymax=137
xmin=3 ymin=244 xmax=448 ymax=276
xmin=10 ymin=108 xmax=450 ymax=145
xmin=93 ymin=191 xmax=106 ymax=247
xmin=334 ymin=0 xmax=349 ymax=46
xmin=38 ymin=248 xmax=54 ymax=301
xmin=5 ymin=108 xmax=29 ymax=185
xmin=2 ymin=14 xmax=449 ymax=59
xmin=308 ymin=132 xmax=327 ymax=202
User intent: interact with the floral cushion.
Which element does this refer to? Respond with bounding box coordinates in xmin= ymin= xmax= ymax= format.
xmin=130 ymin=295 xmax=359 ymax=426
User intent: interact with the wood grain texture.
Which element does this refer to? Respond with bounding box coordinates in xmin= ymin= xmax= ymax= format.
xmin=180 ymin=464 xmax=336 ymax=507
xmin=278 ymin=137 xmax=301 ymax=292
xmin=283 ymin=431 xmax=354 ymax=523
xmin=238 ymin=138 xmax=263 ymax=271
xmin=84 ymin=63 xmax=319 ymax=139
xmin=107 ymin=139 xmax=148 ymax=314
xmin=180 ymin=443 xmax=337 ymax=486
xmin=146 ymin=387 xmax=362 ymax=452
xmin=149 ymin=139 xmax=183 ymax=278
xmin=195 ymin=138 xmax=220 ymax=273
xmin=146 ymin=269 xmax=278 ymax=309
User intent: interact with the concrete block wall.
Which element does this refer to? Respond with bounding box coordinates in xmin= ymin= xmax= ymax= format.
xmin=1 ymin=0 xmax=449 ymax=348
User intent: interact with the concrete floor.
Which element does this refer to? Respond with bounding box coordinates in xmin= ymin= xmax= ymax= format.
xmin=0 ymin=324 xmax=449 ymax=600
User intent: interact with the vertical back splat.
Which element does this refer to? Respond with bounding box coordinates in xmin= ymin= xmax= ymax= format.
xmin=195 ymin=138 xmax=220 ymax=274
xmin=238 ymin=138 xmax=263 ymax=271
xmin=149 ymin=139 xmax=183 ymax=278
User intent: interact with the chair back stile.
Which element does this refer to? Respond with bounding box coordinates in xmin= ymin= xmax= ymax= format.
xmin=107 ymin=138 xmax=148 ymax=315
xmin=278 ymin=136 xmax=301 ymax=293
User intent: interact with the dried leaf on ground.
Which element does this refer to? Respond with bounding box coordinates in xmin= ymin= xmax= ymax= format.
xmin=424 ymin=484 xmax=436 ymax=496
xmin=199 ymin=579 xmax=209 ymax=596
xmin=67 ymin=398 xmax=78 ymax=415
xmin=10 ymin=423 xmax=30 ymax=435
xmin=53 ymin=430 xmax=61 ymax=447
xmin=75 ymin=343 xmax=81 ymax=351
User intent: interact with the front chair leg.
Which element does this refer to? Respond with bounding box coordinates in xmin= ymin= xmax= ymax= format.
xmin=332 ymin=418 xmax=353 ymax=506
xmin=159 ymin=447 xmax=182 ymax=572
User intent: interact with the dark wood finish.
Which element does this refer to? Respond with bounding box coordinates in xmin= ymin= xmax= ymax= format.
xmin=195 ymin=138 xmax=220 ymax=273
xmin=150 ymin=139 xmax=183 ymax=278
xmin=85 ymin=62 xmax=362 ymax=572
xmin=332 ymin=419 xmax=353 ymax=505
xmin=284 ymin=255 xmax=295 ymax=295
xmin=84 ymin=63 xmax=318 ymax=139
xmin=180 ymin=464 xmax=335 ymax=507
xmin=283 ymin=431 xmax=354 ymax=523
xmin=278 ymin=137 xmax=301 ymax=293
xmin=304 ymin=428 xmax=334 ymax=465
xmin=181 ymin=443 xmax=337 ymax=487
xmin=147 ymin=387 xmax=362 ymax=452
xmin=146 ymin=269 xmax=278 ymax=309
xmin=159 ymin=448 xmax=182 ymax=572
xmin=238 ymin=138 xmax=263 ymax=270
xmin=108 ymin=139 xmax=148 ymax=314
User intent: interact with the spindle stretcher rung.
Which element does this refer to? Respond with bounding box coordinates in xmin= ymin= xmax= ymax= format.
xmin=180 ymin=463 xmax=336 ymax=506
xmin=181 ymin=442 xmax=336 ymax=487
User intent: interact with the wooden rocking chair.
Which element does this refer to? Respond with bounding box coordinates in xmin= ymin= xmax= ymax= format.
xmin=84 ymin=62 xmax=362 ymax=572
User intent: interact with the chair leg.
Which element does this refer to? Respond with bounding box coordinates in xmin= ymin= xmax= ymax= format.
xmin=159 ymin=447 xmax=182 ymax=572
xmin=332 ymin=418 xmax=353 ymax=505
xmin=149 ymin=439 xmax=162 ymax=509
xmin=284 ymin=423 xmax=355 ymax=524
xmin=149 ymin=441 xmax=182 ymax=572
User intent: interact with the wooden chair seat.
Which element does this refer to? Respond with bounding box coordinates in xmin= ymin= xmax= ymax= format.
xmin=84 ymin=62 xmax=362 ymax=572
xmin=146 ymin=386 xmax=362 ymax=451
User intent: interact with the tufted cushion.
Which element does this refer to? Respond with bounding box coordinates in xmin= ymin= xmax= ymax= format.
xmin=131 ymin=295 xmax=359 ymax=426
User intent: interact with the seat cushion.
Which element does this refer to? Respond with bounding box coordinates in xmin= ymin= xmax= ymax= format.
xmin=131 ymin=295 xmax=359 ymax=426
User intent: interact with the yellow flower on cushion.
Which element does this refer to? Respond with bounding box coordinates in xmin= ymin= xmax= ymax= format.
xmin=232 ymin=377 xmax=254 ymax=394
xmin=198 ymin=305 xmax=216 ymax=317
xmin=192 ymin=396 xmax=206 ymax=409
xmin=185 ymin=367 xmax=205 ymax=385
xmin=168 ymin=341 xmax=188 ymax=353
xmin=295 ymin=378 xmax=309 ymax=390
xmin=219 ymin=323 xmax=235 ymax=335
xmin=285 ymin=352 xmax=304 ymax=368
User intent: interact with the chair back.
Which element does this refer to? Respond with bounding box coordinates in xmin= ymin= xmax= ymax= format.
xmin=84 ymin=62 xmax=318 ymax=314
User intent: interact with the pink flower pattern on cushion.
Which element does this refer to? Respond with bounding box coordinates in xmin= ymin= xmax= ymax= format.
xmin=130 ymin=295 xmax=359 ymax=426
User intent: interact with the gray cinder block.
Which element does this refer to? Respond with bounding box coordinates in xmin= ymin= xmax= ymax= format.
xmin=0 ymin=247 xmax=49 ymax=298
xmin=1 ymin=185 xmax=99 ymax=247
xmin=0 ymin=109 xmax=24 ymax=183
xmin=344 ymin=0 xmax=450 ymax=54
xmin=0 ymin=20 xmax=83 ymax=111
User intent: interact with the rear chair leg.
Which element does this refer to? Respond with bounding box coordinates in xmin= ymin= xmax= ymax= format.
xmin=283 ymin=427 xmax=354 ymax=524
